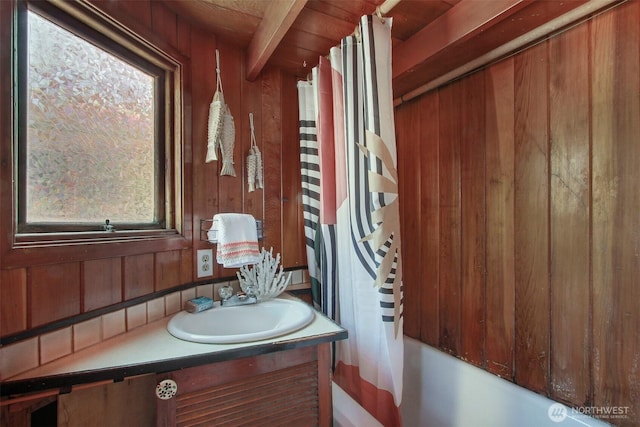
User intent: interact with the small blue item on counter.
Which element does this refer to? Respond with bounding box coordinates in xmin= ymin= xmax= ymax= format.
xmin=184 ymin=296 xmax=214 ymax=313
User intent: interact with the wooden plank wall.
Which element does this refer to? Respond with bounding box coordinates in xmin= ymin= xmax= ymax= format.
xmin=0 ymin=0 xmax=305 ymax=338
xmin=396 ymin=2 xmax=640 ymax=425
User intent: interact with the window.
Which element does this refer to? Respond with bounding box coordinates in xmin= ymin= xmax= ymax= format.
xmin=15 ymin=1 xmax=180 ymax=237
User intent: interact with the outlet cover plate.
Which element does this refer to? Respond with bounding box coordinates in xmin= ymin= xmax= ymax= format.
xmin=197 ymin=249 xmax=213 ymax=278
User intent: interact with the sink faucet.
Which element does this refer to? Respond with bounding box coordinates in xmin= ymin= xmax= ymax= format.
xmin=219 ymin=290 xmax=257 ymax=307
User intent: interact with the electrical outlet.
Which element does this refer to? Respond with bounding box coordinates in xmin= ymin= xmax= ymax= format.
xmin=197 ymin=249 xmax=213 ymax=278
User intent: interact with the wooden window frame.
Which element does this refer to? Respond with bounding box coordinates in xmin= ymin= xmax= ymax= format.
xmin=0 ymin=0 xmax=188 ymax=268
xmin=18 ymin=2 xmax=167 ymax=234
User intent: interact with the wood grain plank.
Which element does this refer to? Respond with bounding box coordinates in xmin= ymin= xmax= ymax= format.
xmin=180 ymin=248 xmax=192 ymax=285
xmin=261 ymin=68 xmax=284 ymax=257
xmin=123 ymin=253 xmax=154 ymax=300
xmin=291 ymin=7 xmax=356 ymax=40
xmin=396 ymin=98 xmax=421 ymax=339
xmin=189 ymin=28 xmax=221 ymax=275
xmin=418 ymin=91 xmax=440 ymax=347
xmin=91 ymin=0 xmax=152 ymax=31
xmin=58 ymin=375 xmax=156 ymax=427
xmin=548 ymin=23 xmax=591 ymax=405
xmin=438 ymin=80 xmax=462 ymax=354
xmin=151 ymin=1 xmax=177 ymax=49
xmin=281 ymin=73 xmax=305 ymax=267
xmin=240 ymin=68 xmax=265 ymax=222
xmin=217 ymin=42 xmax=244 ymax=214
xmin=176 ymin=14 xmax=192 ymax=57
xmin=0 ymin=268 xmax=27 ymax=336
xmin=115 ymin=0 xmax=152 ymax=29
xmin=0 ymin=0 xmax=13 ymax=266
xmin=216 ymin=42 xmax=245 ymax=278
xmin=484 ymin=58 xmax=515 ymax=379
xmin=317 ymin=343 xmax=332 ymax=427
xmin=162 ymin=0 xmax=258 ymax=47
xmin=304 ymin=0 xmax=375 ymax=22
xmin=83 ymin=258 xmax=122 ymax=311
xmin=155 ymin=250 xmax=182 ymax=291
xmin=29 ymin=263 xmax=81 ymax=327
xmin=513 ymin=41 xmax=550 ymax=394
xmin=460 ymin=71 xmax=486 ymax=367
xmin=591 ymin=2 xmax=640 ymax=423
xmin=177 ymin=16 xmax=195 ymax=252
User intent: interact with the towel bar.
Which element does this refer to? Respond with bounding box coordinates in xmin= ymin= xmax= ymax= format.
xmin=200 ymin=218 xmax=263 ymax=243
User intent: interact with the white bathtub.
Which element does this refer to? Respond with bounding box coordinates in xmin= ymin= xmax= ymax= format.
xmin=333 ymin=336 xmax=610 ymax=427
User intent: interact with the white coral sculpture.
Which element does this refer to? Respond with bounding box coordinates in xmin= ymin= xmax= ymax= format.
xmin=236 ymin=247 xmax=292 ymax=301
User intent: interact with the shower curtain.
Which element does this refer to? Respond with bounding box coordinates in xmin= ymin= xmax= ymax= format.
xmin=297 ymin=78 xmax=322 ymax=311
xmin=298 ymin=15 xmax=403 ymax=426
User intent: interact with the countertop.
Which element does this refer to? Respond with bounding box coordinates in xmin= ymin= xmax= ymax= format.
xmin=1 ymin=296 xmax=347 ymax=396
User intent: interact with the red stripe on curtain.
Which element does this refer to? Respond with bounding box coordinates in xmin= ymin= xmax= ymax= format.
xmin=317 ymin=56 xmax=337 ymax=225
xmin=334 ymin=361 xmax=402 ymax=427
xmin=330 ymin=54 xmax=347 ymax=209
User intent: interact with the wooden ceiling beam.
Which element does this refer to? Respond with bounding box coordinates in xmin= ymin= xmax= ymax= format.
xmin=246 ymin=0 xmax=308 ymax=81
xmin=392 ymin=0 xmax=532 ymax=79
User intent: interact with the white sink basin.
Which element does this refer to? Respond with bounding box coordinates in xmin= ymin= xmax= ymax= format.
xmin=167 ymin=297 xmax=315 ymax=344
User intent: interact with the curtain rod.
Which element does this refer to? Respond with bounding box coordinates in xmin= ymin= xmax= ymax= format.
xmin=350 ymin=0 xmax=401 ymax=37
xmin=309 ymin=0 xmax=402 ymax=75
xmin=379 ymin=0 xmax=402 ymax=15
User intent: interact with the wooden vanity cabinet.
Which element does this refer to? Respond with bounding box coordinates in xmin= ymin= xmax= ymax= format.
xmin=156 ymin=343 xmax=333 ymax=427
xmin=1 ymin=343 xmax=333 ymax=427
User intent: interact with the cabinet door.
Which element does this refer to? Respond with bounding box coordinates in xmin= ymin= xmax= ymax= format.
xmin=156 ymin=344 xmax=332 ymax=427
xmin=59 ymin=375 xmax=157 ymax=426
xmin=1 ymin=395 xmax=57 ymax=427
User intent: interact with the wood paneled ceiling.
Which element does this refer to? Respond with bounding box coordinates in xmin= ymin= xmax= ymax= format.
xmin=162 ymin=0 xmax=614 ymax=100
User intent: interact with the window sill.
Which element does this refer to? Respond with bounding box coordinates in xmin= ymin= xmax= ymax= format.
xmin=3 ymin=230 xmax=190 ymax=269
xmin=15 ymin=229 xmax=180 ymax=246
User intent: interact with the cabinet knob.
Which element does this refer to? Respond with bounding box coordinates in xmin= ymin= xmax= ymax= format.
xmin=156 ymin=379 xmax=178 ymax=400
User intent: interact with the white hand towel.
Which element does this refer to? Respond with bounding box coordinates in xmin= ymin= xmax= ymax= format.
xmin=211 ymin=213 xmax=260 ymax=268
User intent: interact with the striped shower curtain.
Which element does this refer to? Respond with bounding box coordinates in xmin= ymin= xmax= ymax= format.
xmin=298 ymin=65 xmax=338 ymax=320
xmin=297 ymin=79 xmax=322 ymax=311
xmin=298 ymin=15 xmax=403 ymax=426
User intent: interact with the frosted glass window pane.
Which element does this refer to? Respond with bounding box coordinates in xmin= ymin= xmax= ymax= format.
xmin=26 ymin=11 xmax=156 ymax=224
